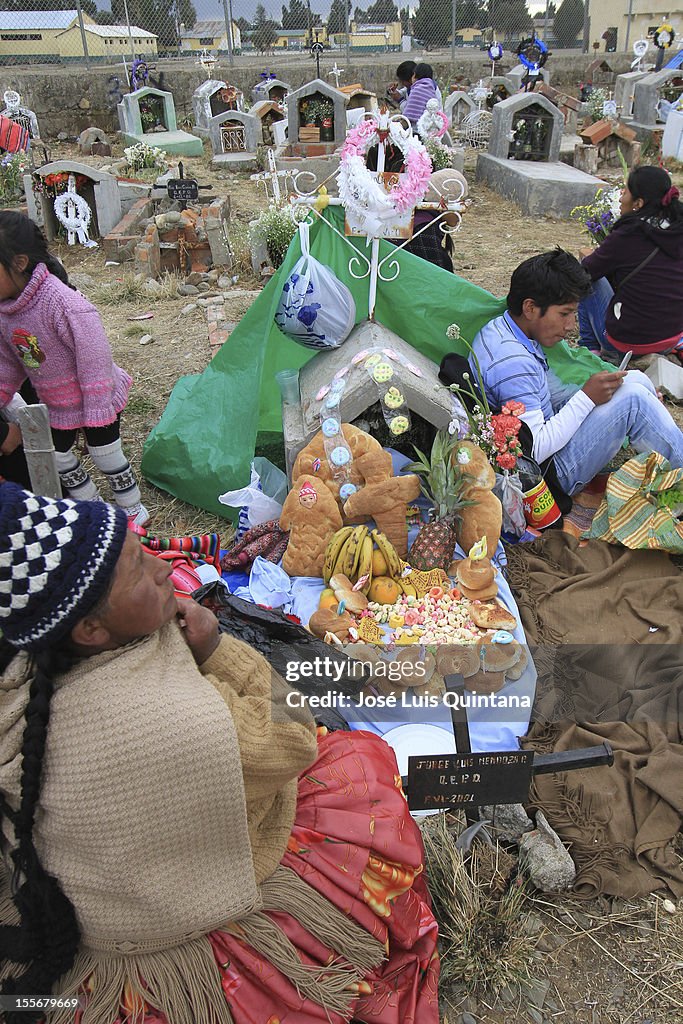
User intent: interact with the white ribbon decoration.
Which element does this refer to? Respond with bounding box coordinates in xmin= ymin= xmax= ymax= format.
xmin=53 ymin=174 xmax=93 ymax=246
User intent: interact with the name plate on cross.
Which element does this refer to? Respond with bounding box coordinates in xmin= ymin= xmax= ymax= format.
xmin=167 ymin=178 xmax=200 ymax=202
xmin=407 ymin=750 xmax=534 ymax=811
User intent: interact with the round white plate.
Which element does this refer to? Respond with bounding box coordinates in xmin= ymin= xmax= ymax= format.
xmin=382 ymin=723 xmax=457 ymax=777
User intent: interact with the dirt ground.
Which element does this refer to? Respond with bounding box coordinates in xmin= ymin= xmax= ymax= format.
xmin=40 ymin=141 xmax=683 ymax=1024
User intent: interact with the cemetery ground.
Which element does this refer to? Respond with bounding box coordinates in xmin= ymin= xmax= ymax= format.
xmin=46 ymin=143 xmax=683 ymax=1023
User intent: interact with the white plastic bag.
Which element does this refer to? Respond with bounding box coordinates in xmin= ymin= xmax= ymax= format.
xmin=494 ymin=471 xmax=526 ymax=537
xmin=274 ymin=221 xmax=356 ymax=350
xmin=219 ymin=458 xmax=288 ymax=534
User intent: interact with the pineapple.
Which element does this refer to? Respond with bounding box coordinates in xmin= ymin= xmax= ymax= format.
xmin=407 ymin=431 xmax=474 ymax=571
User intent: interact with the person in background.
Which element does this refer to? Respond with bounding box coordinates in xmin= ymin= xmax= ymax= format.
xmin=0 ymin=482 xmax=440 ymax=1024
xmin=0 ymin=380 xmax=36 ymax=488
xmin=0 ymin=211 xmax=148 ymax=524
xmin=578 ymin=166 xmax=683 ymax=365
xmin=471 ymin=249 xmax=683 ymax=495
xmin=387 ymin=60 xmax=416 ymax=111
xmin=402 ymin=63 xmax=442 ymax=126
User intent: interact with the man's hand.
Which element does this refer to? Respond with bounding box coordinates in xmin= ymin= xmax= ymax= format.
xmin=582 ymin=370 xmax=627 ymax=405
xmin=0 ymin=423 xmax=22 ymax=455
xmin=176 ymin=597 xmax=220 ymax=665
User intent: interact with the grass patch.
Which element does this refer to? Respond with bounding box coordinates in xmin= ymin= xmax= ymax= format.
xmin=126 ymin=392 xmax=157 ymax=416
xmin=91 ymin=272 xmax=183 ymax=306
xmin=421 ymin=813 xmax=535 ymax=993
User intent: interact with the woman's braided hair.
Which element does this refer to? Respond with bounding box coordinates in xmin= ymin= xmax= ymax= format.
xmin=0 ymin=639 xmax=80 ymax=1024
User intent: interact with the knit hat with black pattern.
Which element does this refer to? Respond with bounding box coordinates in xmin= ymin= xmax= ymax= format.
xmin=0 ymin=482 xmax=128 ymax=650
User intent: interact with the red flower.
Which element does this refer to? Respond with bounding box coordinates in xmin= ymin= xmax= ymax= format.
xmin=502 ymin=400 xmax=526 ymax=417
xmin=496 ymin=452 xmax=517 ymax=470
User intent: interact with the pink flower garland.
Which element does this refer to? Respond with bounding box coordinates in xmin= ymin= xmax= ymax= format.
xmin=338 ymin=117 xmax=433 ymax=217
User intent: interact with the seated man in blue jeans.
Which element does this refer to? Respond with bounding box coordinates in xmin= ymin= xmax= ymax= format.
xmin=470 ymin=249 xmax=683 ymax=495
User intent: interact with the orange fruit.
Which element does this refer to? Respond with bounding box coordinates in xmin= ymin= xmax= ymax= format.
xmin=319 ymin=588 xmax=339 ymax=612
xmin=371 ymin=548 xmax=389 ymax=577
xmin=368 ymin=576 xmax=401 ymax=605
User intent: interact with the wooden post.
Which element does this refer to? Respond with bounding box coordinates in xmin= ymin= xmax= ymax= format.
xmin=17 ymin=404 xmax=61 ymax=499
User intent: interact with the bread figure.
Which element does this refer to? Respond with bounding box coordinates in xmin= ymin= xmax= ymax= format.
xmin=451 ymin=440 xmax=502 ymax=555
xmin=280 ymin=476 xmax=342 ymax=578
xmin=342 ymin=450 xmax=421 ymax=558
xmin=293 ymin=424 xmax=384 ymax=523
xmin=308 ymin=606 xmax=354 ymax=642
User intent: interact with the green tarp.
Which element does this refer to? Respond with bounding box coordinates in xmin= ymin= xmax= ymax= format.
xmin=141 ymin=207 xmax=607 ymax=521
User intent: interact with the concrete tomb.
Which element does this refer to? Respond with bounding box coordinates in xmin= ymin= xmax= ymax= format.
xmin=251 ymin=77 xmax=290 ymax=105
xmin=209 ymin=109 xmax=261 ymax=168
xmin=476 ymin=92 xmax=605 ymax=218
xmin=631 ymin=69 xmax=683 ymax=140
xmin=118 ymin=86 xmax=203 ymax=157
xmin=192 ymin=79 xmax=244 ymax=137
xmin=24 ymin=161 xmax=122 ymax=240
xmin=444 ymin=91 xmax=476 ymax=129
xmin=250 ymin=99 xmax=287 ymax=146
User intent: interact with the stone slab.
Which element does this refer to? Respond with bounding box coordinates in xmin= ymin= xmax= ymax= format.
xmin=475 ymin=154 xmax=606 ymax=218
xmin=559 ymin=133 xmax=583 ymax=165
xmin=211 ymin=152 xmax=258 ymax=169
xmin=120 ymin=130 xmax=204 ymax=157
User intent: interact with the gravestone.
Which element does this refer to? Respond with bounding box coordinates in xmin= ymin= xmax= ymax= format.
xmin=282 ymin=320 xmax=454 ymax=480
xmin=341 ymin=87 xmax=377 ymax=117
xmin=118 ymin=86 xmax=203 ymax=157
xmin=506 ymin=63 xmax=551 ymax=93
xmin=444 ymin=91 xmax=476 ymax=129
xmin=286 ymin=78 xmax=347 ymax=147
xmin=251 ymin=77 xmax=290 ymax=105
xmin=250 ymin=99 xmax=287 ymax=146
xmin=0 ymin=89 xmax=40 ymax=139
xmin=487 ymin=93 xmax=563 ymax=161
xmin=192 ymin=79 xmax=244 ymax=137
xmin=476 ymin=92 xmax=605 ymax=218
xmin=209 ymin=109 xmax=261 ymax=168
xmin=614 ymin=70 xmax=650 ymax=121
xmin=24 ymin=161 xmax=122 ymax=240
xmin=631 ymin=69 xmax=683 ymax=140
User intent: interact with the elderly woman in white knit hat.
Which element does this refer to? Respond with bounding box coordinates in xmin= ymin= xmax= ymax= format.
xmin=0 ymin=482 xmax=439 ymax=1024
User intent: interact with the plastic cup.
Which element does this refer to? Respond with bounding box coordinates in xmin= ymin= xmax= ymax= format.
xmin=276 ymin=369 xmax=300 ymax=405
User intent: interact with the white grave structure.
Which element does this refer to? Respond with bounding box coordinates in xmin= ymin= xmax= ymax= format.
xmin=118 ymin=86 xmax=203 ymax=157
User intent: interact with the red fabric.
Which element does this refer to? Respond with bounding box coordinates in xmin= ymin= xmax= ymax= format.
xmin=605 ymin=331 xmax=683 ymax=354
xmin=0 ymin=113 xmax=29 ymax=153
xmin=81 ymin=730 xmax=440 ymax=1024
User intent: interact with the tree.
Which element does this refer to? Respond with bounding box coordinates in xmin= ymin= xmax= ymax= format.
xmin=489 ymin=0 xmax=532 ymax=41
xmin=111 ymin=0 xmax=196 ymax=46
xmin=400 ymin=6 xmax=411 ymax=32
xmin=354 ymin=6 xmax=368 ymax=24
xmin=252 ymin=3 xmax=278 ymax=51
xmin=94 ymin=9 xmax=117 ymax=23
xmin=281 ymin=0 xmax=320 ymax=28
xmin=235 ymin=15 xmax=251 ymax=34
xmin=552 ymin=0 xmax=583 ymax=47
xmin=412 ymin=0 xmax=450 ymax=46
xmin=328 ymin=0 xmax=351 ymax=35
xmin=455 ymin=0 xmax=487 ymax=28
xmin=365 ymin=0 xmax=398 ymax=22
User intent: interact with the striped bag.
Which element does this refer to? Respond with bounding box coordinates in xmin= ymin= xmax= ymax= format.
xmin=584 ymin=451 xmax=683 ymax=552
xmin=0 ymin=114 xmax=30 ymax=154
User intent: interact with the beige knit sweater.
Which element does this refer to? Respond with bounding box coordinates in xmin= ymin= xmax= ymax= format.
xmin=0 ymin=623 xmax=317 ymax=953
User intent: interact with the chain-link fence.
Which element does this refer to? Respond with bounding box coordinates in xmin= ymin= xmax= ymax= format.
xmin=0 ymin=0 xmax=680 ymax=68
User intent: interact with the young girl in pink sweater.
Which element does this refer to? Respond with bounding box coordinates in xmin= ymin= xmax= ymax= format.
xmin=0 ymin=211 xmax=148 ymax=523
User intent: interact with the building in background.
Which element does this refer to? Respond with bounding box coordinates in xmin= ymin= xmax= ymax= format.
xmin=338 ymin=21 xmax=401 ymax=52
xmin=272 ymin=26 xmax=329 ymax=49
xmin=180 ymin=19 xmax=242 ymax=55
xmin=56 ymin=23 xmax=158 ymax=61
xmin=587 ymin=0 xmax=680 ymax=53
xmin=0 ymin=8 xmax=93 ymax=64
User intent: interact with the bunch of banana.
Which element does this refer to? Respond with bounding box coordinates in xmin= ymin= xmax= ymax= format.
xmin=370 ymin=530 xmax=402 ymax=579
xmin=323 ymin=526 xmax=402 ymax=595
xmin=323 ymin=526 xmax=370 ymax=587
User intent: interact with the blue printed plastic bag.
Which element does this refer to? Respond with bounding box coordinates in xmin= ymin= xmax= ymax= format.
xmin=274 ymin=221 xmax=356 ymax=349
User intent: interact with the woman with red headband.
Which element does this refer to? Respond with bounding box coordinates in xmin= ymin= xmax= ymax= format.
xmin=578 ymin=165 xmax=683 ymax=364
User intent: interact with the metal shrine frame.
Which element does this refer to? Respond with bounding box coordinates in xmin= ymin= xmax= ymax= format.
xmin=250 ymin=110 xmax=469 ymax=321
